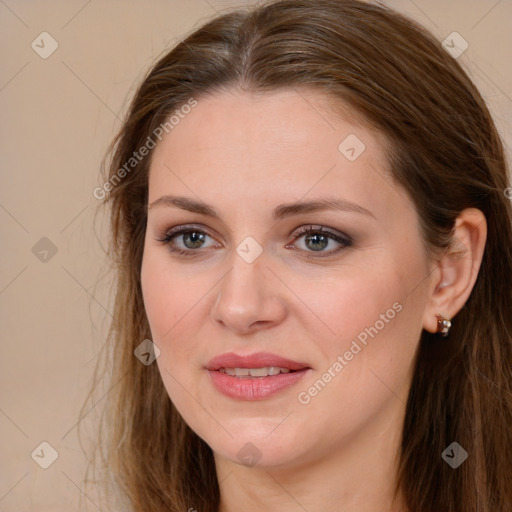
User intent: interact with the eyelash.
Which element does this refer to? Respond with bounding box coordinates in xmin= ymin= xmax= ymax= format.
xmin=154 ymin=224 xmax=353 ymax=258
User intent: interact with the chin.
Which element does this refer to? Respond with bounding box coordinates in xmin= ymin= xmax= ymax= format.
xmin=211 ymin=433 xmax=305 ymax=469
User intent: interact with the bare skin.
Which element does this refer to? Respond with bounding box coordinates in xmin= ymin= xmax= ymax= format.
xmin=140 ymin=87 xmax=487 ymax=512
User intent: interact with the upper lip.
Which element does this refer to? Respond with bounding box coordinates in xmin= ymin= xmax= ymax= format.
xmin=206 ymin=352 xmax=311 ymax=371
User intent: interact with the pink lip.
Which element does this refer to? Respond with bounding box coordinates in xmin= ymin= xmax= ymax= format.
xmin=205 ymin=351 xmax=310 ymax=371
xmin=205 ymin=351 xmax=312 ymax=401
xmin=207 ymin=368 xmax=312 ymax=400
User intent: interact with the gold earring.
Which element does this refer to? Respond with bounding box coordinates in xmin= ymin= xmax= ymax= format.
xmin=436 ymin=314 xmax=451 ymax=337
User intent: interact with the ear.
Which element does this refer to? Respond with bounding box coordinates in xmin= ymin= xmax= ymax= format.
xmin=423 ymin=208 xmax=487 ymax=334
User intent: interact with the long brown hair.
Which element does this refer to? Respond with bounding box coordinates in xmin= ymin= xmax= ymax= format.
xmin=81 ymin=1 xmax=512 ymax=510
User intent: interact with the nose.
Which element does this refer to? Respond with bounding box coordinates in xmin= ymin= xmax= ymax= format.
xmin=210 ymin=251 xmax=287 ymax=335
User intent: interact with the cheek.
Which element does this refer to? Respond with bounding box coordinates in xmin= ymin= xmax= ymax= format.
xmin=141 ymin=247 xmax=196 ymax=342
xmin=141 ymin=249 xmax=204 ymax=409
xmin=294 ymin=252 xmax=425 ymax=396
xmin=141 ymin=246 xmax=219 ymax=382
xmin=292 ymin=276 xmax=419 ymax=440
xmin=325 ymin=236 xmax=428 ymax=351
xmin=291 ymin=264 xmax=408 ymax=354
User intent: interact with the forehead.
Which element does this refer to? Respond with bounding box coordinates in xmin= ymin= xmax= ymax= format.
xmin=147 ymin=87 xmax=403 ymax=221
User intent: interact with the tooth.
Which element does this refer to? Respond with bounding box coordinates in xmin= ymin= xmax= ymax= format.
xmin=221 ymin=367 xmax=295 ymax=377
xmin=249 ymin=368 xmax=269 ymax=377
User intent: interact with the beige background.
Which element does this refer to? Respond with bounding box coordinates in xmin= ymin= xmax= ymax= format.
xmin=0 ymin=0 xmax=511 ymax=510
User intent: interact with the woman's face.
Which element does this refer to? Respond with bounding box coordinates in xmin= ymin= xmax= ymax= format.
xmin=141 ymin=87 xmax=434 ymax=470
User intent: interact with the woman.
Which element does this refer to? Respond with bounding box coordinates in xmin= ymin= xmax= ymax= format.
xmin=83 ymin=0 xmax=512 ymax=511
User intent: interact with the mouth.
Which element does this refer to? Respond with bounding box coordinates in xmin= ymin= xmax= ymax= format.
xmin=206 ymin=351 xmax=311 ymax=373
xmin=205 ymin=352 xmax=312 ymax=400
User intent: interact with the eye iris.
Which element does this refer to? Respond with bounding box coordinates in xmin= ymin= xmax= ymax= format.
xmin=305 ymin=233 xmax=328 ymax=251
xmin=183 ymin=231 xmax=205 ymax=249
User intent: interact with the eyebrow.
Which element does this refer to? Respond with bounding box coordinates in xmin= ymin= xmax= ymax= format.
xmin=148 ymin=195 xmax=376 ymax=220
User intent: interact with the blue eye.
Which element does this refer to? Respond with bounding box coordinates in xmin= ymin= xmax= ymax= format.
xmin=289 ymin=225 xmax=352 ymax=257
xmin=155 ymin=224 xmax=352 ymax=258
xmin=155 ymin=226 xmax=217 ymax=255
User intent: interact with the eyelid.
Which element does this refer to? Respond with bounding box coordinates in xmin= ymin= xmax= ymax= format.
xmin=290 ymin=224 xmax=352 ymax=243
xmin=158 ymin=223 xmax=217 ymax=239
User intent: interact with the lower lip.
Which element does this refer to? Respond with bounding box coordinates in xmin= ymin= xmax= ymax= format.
xmin=207 ymin=369 xmax=311 ymax=400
